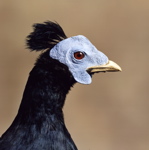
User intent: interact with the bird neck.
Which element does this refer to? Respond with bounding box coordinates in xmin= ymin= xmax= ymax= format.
xmin=17 ymin=51 xmax=76 ymax=124
xmin=1 ymin=51 xmax=78 ymax=150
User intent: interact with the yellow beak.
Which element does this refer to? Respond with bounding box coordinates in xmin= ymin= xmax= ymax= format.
xmin=87 ymin=60 xmax=122 ymax=73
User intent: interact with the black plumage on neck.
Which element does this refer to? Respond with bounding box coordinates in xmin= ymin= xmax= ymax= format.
xmin=0 ymin=50 xmax=77 ymax=150
xmin=20 ymin=50 xmax=76 ymax=116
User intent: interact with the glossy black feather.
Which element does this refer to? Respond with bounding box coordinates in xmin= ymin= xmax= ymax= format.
xmin=0 ymin=21 xmax=78 ymax=149
xmin=26 ymin=21 xmax=67 ymax=51
xmin=0 ymin=51 xmax=77 ymax=150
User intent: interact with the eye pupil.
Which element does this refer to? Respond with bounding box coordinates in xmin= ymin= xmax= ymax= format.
xmin=74 ymin=52 xmax=85 ymax=60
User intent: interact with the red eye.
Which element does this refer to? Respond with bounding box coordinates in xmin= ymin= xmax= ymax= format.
xmin=74 ymin=52 xmax=85 ymax=60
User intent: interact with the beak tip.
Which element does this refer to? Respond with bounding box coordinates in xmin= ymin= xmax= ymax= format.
xmin=119 ymin=68 xmax=122 ymax=72
xmin=113 ymin=64 xmax=122 ymax=72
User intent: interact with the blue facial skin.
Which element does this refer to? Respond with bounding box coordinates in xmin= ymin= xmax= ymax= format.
xmin=50 ymin=35 xmax=108 ymax=84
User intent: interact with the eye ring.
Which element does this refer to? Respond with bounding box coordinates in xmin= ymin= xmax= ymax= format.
xmin=74 ymin=51 xmax=85 ymax=60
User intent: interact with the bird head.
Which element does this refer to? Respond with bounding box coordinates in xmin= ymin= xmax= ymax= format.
xmin=27 ymin=21 xmax=121 ymax=84
xmin=50 ymin=35 xmax=121 ymax=84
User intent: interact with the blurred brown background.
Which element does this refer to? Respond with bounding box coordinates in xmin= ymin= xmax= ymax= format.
xmin=0 ymin=0 xmax=149 ymax=150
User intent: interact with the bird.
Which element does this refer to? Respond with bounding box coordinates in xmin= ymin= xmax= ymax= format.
xmin=0 ymin=21 xmax=121 ymax=150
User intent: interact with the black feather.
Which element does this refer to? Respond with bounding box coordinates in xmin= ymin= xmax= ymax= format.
xmin=0 ymin=51 xmax=77 ymax=150
xmin=0 ymin=21 xmax=78 ymax=149
xmin=26 ymin=21 xmax=67 ymax=51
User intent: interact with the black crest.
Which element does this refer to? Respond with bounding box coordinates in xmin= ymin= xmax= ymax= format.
xmin=26 ymin=21 xmax=67 ymax=51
